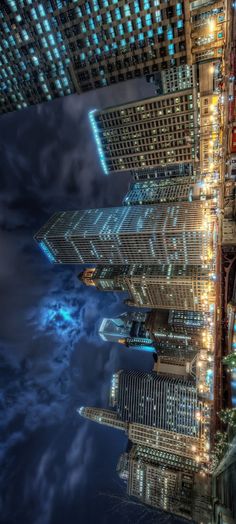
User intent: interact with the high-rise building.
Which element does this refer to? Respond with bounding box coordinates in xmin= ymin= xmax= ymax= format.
xmin=127 ymin=424 xmax=203 ymax=463
xmin=0 ymin=2 xmax=75 ymax=114
xmin=146 ymin=309 xmax=210 ymax=352
xmin=80 ymin=264 xmax=215 ymax=312
xmin=123 ymin=265 xmax=215 ymax=312
xmin=123 ymin=177 xmax=212 ymax=206
xmin=113 ymin=370 xmax=205 ymax=436
xmin=189 ymin=0 xmax=225 ymax=64
xmin=154 ymin=354 xmax=197 ymax=380
xmin=146 ymin=64 xmax=195 ymax=95
xmin=77 ymin=406 xmax=126 ymax=431
xmin=99 ymin=312 xmax=155 ymax=352
xmin=126 ymin=447 xmax=195 ymax=520
xmin=0 ymin=1 xmax=224 ymax=115
xmin=35 ymin=201 xmax=214 ymax=266
xmin=132 ymin=163 xmax=194 ymax=181
xmin=91 ymin=89 xmax=198 ymax=174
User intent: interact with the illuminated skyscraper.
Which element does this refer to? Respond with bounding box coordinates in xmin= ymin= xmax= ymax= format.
xmin=132 ymin=163 xmax=194 ymax=181
xmin=189 ymin=0 xmax=225 ymax=64
xmin=146 ymin=64 xmax=195 ymax=95
xmin=79 ymin=264 xmax=215 ymax=312
xmin=118 ymin=446 xmax=211 ymax=523
xmin=99 ymin=312 xmax=155 ymax=352
xmin=126 ymin=447 xmax=195 ymax=519
xmin=35 ymin=201 xmax=213 ymax=266
xmin=79 ymin=370 xmax=209 ymax=437
xmin=0 ymin=2 xmax=75 ymax=113
xmin=146 ymin=309 xmax=210 ymax=353
xmin=91 ymin=89 xmax=198 ymax=174
xmin=53 ymin=0 xmax=192 ymax=93
xmin=122 ymin=177 xmax=212 ymax=206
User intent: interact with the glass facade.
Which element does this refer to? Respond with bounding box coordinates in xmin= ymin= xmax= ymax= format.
xmin=35 ymin=201 xmax=214 ymax=266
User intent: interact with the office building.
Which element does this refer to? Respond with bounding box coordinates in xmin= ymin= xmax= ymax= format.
xmin=0 ymin=1 xmax=198 ymax=115
xmin=91 ymin=89 xmax=198 ymax=174
xmin=146 ymin=64 xmax=195 ymax=95
xmin=123 ymin=265 xmax=215 ymax=312
xmin=146 ymin=310 xmax=211 ymax=352
xmin=122 ymin=177 xmax=212 ymax=206
xmin=168 ymin=309 xmax=209 ymax=330
xmin=118 ymin=446 xmax=211 ymax=523
xmin=80 ymin=264 xmax=215 ymax=312
xmin=127 ymin=447 xmax=194 ymax=519
xmin=77 ymin=406 xmax=126 ymax=431
xmin=127 ymin=425 xmax=203 ymax=463
xmin=189 ymin=0 xmax=225 ymax=64
xmin=132 ymin=163 xmax=194 ymax=181
xmin=99 ymin=312 xmax=155 ymax=352
xmin=35 ymin=201 xmax=214 ymax=266
xmin=0 ymin=2 xmax=75 ymax=114
xmin=154 ymin=354 xmax=197 ymax=380
xmin=54 ymin=0 xmax=192 ymax=94
xmin=83 ymin=368 xmax=210 ymax=439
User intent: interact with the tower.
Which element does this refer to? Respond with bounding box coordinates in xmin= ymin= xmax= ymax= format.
xmin=35 ymin=201 xmax=214 ymax=266
xmin=91 ymin=89 xmax=198 ymax=174
xmin=99 ymin=312 xmax=155 ymax=352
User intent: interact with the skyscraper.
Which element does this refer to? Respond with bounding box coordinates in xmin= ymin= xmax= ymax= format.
xmin=132 ymin=163 xmax=194 ymax=181
xmin=189 ymin=0 xmax=225 ymax=64
xmin=35 ymin=201 xmax=214 ymax=266
xmin=99 ymin=312 xmax=155 ymax=352
xmin=146 ymin=64 xmax=195 ymax=95
xmin=0 ymin=0 xmax=195 ymax=115
xmin=126 ymin=447 xmax=195 ymax=519
xmin=122 ymin=177 xmax=212 ymax=206
xmin=0 ymin=2 xmax=75 ymax=114
xmin=90 ymin=89 xmax=198 ymax=174
xmin=80 ymin=264 xmax=215 ymax=312
xmin=146 ymin=309 xmax=211 ymax=352
xmin=118 ymin=446 xmax=211 ymax=523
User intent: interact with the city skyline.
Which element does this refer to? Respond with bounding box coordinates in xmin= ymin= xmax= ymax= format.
xmin=0 ymin=1 xmax=235 ymax=523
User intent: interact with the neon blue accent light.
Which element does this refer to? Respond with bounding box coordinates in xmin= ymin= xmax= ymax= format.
xmin=89 ymin=110 xmax=109 ymax=175
xmin=130 ymin=345 xmax=154 ymax=353
xmin=39 ymin=241 xmax=56 ymax=263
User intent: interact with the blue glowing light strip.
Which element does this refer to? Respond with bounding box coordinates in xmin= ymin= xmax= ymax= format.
xmin=39 ymin=241 xmax=56 ymax=263
xmin=89 ymin=109 xmax=109 ymax=175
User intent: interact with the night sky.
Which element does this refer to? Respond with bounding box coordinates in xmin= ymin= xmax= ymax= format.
xmin=0 ymin=78 xmax=183 ymax=524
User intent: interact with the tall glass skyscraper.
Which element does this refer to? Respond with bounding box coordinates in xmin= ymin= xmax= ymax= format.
xmin=99 ymin=312 xmax=155 ymax=352
xmin=35 ymin=201 xmax=214 ymax=266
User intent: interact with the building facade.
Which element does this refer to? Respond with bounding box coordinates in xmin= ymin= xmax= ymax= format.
xmin=91 ymin=89 xmax=198 ymax=174
xmin=79 ymin=264 xmax=215 ymax=312
xmin=122 ymin=176 xmax=212 ymax=206
xmin=132 ymin=163 xmax=194 ymax=181
xmin=146 ymin=63 xmax=195 ymax=95
xmin=52 ymin=0 xmax=192 ymax=93
xmin=127 ymin=447 xmax=195 ymax=519
xmin=99 ymin=312 xmax=155 ymax=352
xmin=189 ymin=0 xmax=225 ymax=64
xmin=35 ymin=201 xmax=214 ymax=266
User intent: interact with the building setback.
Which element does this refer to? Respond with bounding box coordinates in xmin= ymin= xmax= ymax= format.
xmin=35 ymin=202 xmax=213 ymax=266
xmin=91 ymin=89 xmax=198 ymax=174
